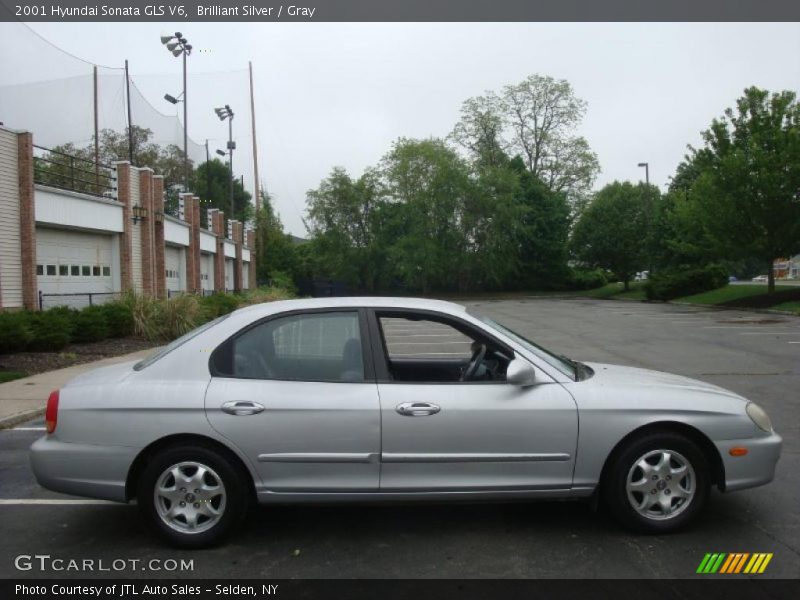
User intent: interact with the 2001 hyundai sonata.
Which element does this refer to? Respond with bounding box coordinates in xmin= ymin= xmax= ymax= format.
xmin=31 ymin=297 xmax=781 ymax=547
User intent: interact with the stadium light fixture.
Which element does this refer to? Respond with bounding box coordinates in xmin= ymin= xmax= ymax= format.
xmin=214 ymin=105 xmax=235 ymax=218
xmin=161 ymin=32 xmax=192 ymax=189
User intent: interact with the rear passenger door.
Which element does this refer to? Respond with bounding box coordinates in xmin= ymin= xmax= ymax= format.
xmin=205 ymin=309 xmax=381 ymax=493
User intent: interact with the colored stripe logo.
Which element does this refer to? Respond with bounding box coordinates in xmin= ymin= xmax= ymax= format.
xmin=697 ymin=553 xmax=773 ymax=574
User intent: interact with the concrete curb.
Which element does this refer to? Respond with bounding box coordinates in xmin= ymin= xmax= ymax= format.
xmin=0 ymin=407 xmax=44 ymax=431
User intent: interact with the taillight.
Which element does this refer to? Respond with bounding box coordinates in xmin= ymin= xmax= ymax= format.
xmin=45 ymin=390 xmax=59 ymax=433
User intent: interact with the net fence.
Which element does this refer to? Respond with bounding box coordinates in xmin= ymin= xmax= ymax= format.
xmin=0 ymin=18 xmax=254 ymax=213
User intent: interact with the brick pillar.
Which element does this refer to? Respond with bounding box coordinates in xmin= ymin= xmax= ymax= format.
xmin=233 ymin=221 xmax=244 ymax=293
xmin=115 ymin=162 xmax=133 ymax=293
xmin=181 ymin=193 xmax=195 ymax=293
xmin=18 ymin=132 xmax=37 ymax=310
xmin=247 ymin=229 xmax=257 ymax=290
xmin=210 ymin=210 xmax=226 ymax=293
xmin=139 ymin=169 xmax=154 ymax=296
xmin=152 ymin=176 xmax=166 ymax=299
xmin=190 ymin=196 xmax=201 ymax=294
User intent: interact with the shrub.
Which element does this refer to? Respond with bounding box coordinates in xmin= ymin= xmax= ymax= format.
xmin=567 ymin=268 xmax=608 ymax=291
xmin=100 ymin=301 xmax=135 ymax=338
xmin=0 ymin=312 xmax=33 ymax=354
xmin=26 ymin=310 xmax=73 ymax=351
xmin=45 ymin=305 xmax=79 ymax=338
xmin=72 ymin=305 xmax=110 ymax=343
xmin=199 ymin=293 xmax=240 ymax=320
xmin=153 ymin=294 xmax=201 ymax=341
xmin=645 ymin=264 xmax=729 ymax=301
xmin=239 ymin=286 xmax=295 ymax=307
xmin=119 ymin=293 xmax=160 ymax=340
xmin=267 ymin=270 xmax=298 ymax=294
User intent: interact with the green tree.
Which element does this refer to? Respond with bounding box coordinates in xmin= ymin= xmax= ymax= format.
xmin=193 ymin=159 xmax=252 ymax=223
xmin=571 ymin=181 xmax=650 ymax=290
xmin=452 ymin=74 xmax=600 ymax=212
xmin=381 ymin=138 xmax=475 ymax=293
xmin=255 ymin=190 xmax=296 ymax=284
xmin=683 ymin=87 xmax=800 ymax=293
xmin=305 ymin=167 xmax=388 ymax=291
xmin=510 ymin=157 xmax=572 ymax=289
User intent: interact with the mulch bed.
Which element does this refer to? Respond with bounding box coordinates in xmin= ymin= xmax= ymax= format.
xmin=0 ymin=337 xmax=158 ymax=378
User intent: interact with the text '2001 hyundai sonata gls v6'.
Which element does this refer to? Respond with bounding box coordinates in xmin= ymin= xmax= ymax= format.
xmin=31 ymin=297 xmax=781 ymax=547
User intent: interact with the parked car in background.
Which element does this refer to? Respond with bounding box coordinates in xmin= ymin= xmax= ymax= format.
xmin=30 ymin=297 xmax=782 ymax=547
xmin=634 ymin=271 xmax=649 ymax=281
xmin=728 ymin=276 xmax=738 ymax=283
xmin=752 ymin=275 xmax=768 ymax=282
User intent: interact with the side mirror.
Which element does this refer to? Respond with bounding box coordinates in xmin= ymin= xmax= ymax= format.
xmin=506 ymin=358 xmax=536 ymax=387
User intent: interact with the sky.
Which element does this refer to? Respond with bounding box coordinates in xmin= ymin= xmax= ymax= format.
xmin=2 ymin=22 xmax=799 ymax=236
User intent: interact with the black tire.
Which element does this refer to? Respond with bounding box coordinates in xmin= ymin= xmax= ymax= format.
xmin=137 ymin=445 xmax=248 ymax=548
xmin=602 ymin=432 xmax=710 ymax=534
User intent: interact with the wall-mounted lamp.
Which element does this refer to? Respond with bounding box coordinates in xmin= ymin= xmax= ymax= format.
xmin=132 ymin=205 xmax=148 ymax=224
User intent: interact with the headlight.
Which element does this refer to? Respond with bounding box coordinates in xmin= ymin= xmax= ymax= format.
xmin=746 ymin=402 xmax=773 ymax=432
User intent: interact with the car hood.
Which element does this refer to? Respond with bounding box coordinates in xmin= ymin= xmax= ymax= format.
xmin=583 ymin=362 xmax=748 ymax=404
xmin=64 ymin=360 xmax=138 ymax=387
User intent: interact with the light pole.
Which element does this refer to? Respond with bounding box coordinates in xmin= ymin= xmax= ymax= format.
xmin=161 ymin=32 xmax=192 ymax=189
xmin=638 ymin=162 xmax=653 ymax=277
xmin=637 ymin=162 xmax=650 ymax=186
xmin=215 ymin=105 xmax=235 ymax=219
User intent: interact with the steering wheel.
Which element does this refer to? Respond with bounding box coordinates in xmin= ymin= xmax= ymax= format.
xmin=461 ymin=343 xmax=487 ymax=382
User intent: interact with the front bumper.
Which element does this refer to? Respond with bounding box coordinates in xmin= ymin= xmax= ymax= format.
xmin=716 ymin=431 xmax=782 ymax=492
xmin=30 ymin=436 xmax=138 ymax=502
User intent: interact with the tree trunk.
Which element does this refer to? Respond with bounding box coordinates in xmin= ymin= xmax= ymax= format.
xmin=767 ymin=259 xmax=775 ymax=294
xmin=623 ymin=278 xmax=630 ymax=291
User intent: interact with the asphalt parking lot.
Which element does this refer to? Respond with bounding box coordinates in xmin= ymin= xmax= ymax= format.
xmin=0 ymin=297 xmax=797 ymax=579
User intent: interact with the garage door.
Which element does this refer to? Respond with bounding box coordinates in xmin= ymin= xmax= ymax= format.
xmin=36 ymin=227 xmax=114 ymax=309
xmin=165 ymin=245 xmax=183 ymax=292
xmin=225 ymin=259 xmax=234 ymax=292
xmin=201 ymin=252 xmax=214 ymax=293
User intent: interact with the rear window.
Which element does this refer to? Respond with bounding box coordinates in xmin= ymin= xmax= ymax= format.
xmin=133 ymin=314 xmax=230 ymax=371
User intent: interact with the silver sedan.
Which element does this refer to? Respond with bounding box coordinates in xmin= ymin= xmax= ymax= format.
xmin=30 ymin=297 xmax=782 ymax=547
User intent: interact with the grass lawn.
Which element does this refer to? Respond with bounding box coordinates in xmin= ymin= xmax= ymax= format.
xmin=771 ymin=301 xmax=800 ymax=315
xmin=674 ymin=284 xmax=771 ymax=305
xmin=0 ymin=370 xmax=28 ymax=384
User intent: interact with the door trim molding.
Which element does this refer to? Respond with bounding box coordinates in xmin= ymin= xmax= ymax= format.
xmin=381 ymin=452 xmax=571 ymax=463
xmin=258 ymin=452 xmax=378 ymax=463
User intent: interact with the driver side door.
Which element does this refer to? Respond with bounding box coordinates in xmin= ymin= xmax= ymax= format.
xmin=369 ymin=309 xmax=579 ymax=493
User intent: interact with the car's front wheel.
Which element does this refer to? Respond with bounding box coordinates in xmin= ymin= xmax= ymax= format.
xmin=602 ymin=432 xmax=710 ymax=533
xmin=137 ymin=445 xmax=248 ymax=548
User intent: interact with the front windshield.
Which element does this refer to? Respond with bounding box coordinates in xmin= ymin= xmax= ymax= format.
xmin=477 ymin=315 xmax=577 ymax=380
xmin=133 ymin=314 xmax=230 ymax=371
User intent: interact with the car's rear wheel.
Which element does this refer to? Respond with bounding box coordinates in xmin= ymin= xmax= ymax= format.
xmin=138 ymin=445 xmax=247 ymax=548
xmin=602 ymin=432 xmax=709 ymax=533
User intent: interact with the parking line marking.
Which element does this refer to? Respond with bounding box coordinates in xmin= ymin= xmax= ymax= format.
xmin=739 ymin=332 xmax=798 ymax=336
xmin=10 ymin=427 xmax=46 ymax=431
xmin=0 ymin=499 xmax=118 ymax=505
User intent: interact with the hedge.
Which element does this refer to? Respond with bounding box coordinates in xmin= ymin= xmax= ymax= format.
xmin=645 ymin=264 xmax=729 ymax=301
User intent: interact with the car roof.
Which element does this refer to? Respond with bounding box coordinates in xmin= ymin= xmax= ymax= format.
xmin=234 ymin=296 xmax=467 ymax=318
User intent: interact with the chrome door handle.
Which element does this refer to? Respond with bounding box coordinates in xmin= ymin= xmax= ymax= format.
xmin=221 ymin=401 xmax=265 ymax=416
xmin=396 ymin=402 xmax=441 ymax=417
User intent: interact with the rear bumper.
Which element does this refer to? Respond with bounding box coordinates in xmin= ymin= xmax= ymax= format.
xmin=30 ymin=436 xmax=138 ymax=502
xmin=716 ymin=431 xmax=782 ymax=492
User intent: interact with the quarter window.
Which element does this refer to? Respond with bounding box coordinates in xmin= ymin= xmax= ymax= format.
xmin=222 ymin=311 xmax=364 ymax=382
